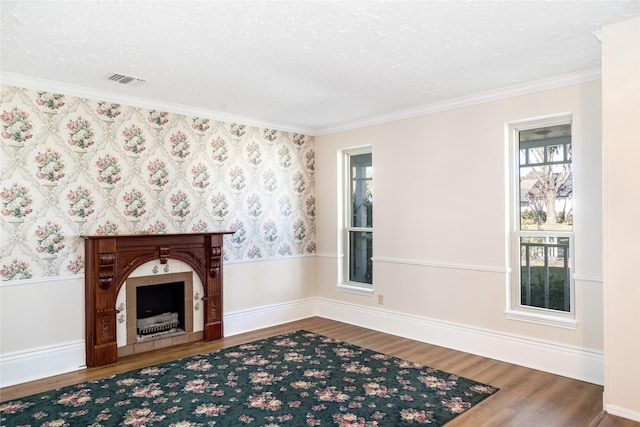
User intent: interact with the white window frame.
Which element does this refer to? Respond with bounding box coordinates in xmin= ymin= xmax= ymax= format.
xmin=506 ymin=115 xmax=577 ymax=329
xmin=338 ymin=146 xmax=373 ymax=293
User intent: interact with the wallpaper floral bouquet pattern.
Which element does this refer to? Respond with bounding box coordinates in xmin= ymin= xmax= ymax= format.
xmin=0 ymin=86 xmax=316 ymax=281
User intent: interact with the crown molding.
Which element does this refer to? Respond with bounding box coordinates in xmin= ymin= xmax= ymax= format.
xmin=315 ymin=67 xmax=602 ymax=135
xmin=2 ymin=68 xmax=601 ymax=137
xmin=0 ymin=72 xmax=315 ymax=136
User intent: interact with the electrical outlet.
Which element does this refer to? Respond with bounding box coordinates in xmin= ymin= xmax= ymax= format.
xmin=378 ymin=294 xmax=384 ymax=305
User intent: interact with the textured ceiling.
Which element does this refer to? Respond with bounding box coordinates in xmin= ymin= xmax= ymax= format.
xmin=1 ymin=1 xmax=639 ymax=134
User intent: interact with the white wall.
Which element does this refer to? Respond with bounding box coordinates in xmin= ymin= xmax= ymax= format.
xmin=0 ymin=277 xmax=86 ymax=386
xmin=602 ymin=16 xmax=640 ymax=421
xmin=0 ymin=277 xmax=85 ymax=354
xmin=0 ymin=256 xmax=316 ymax=387
xmin=315 ymin=80 xmax=604 ymax=382
xmin=224 ymin=256 xmax=316 ymax=313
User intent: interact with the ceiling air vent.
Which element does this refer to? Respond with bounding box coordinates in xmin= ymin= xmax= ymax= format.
xmin=108 ymin=73 xmax=145 ymax=85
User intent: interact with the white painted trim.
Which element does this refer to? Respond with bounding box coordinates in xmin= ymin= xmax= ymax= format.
xmin=0 ymin=297 xmax=605 ymax=390
xmin=592 ymin=29 xmax=603 ymax=43
xmin=0 ymin=341 xmax=85 ymax=388
xmin=223 ymin=298 xmax=316 ymax=337
xmin=0 ymin=256 xmax=316 ymax=286
xmin=572 ymin=274 xmax=603 ymax=283
xmin=3 ymin=69 xmax=601 ymax=137
xmin=0 ymin=274 xmax=83 ymax=288
xmin=605 ymin=404 xmax=640 ymax=422
xmin=224 ymin=253 xmax=315 ymax=265
xmin=336 ymin=283 xmax=374 ymax=295
xmin=505 ymin=309 xmax=577 ymax=330
xmin=0 ymin=72 xmax=315 ymax=135
xmin=372 ymin=256 xmax=509 ymax=274
xmin=0 ymin=299 xmax=316 ymax=387
xmin=316 ymin=297 xmax=604 ymax=385
xmin=315 ymin=252 xmax=342 ymax=259
xmin=316 ymin=67 xmax=601 ymax=135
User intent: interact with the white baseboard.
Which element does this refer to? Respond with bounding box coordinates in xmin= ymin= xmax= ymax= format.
xmin=315 ymin=297 xmax=604 ymax=385
xmin=0 ymin=341 xmax=85 ymax=388
xmin=606 ymin=404 xmax=640 ymax=422
xmin=0 ymin=297 xmax=605 ymax=391
xmin=223 ymin=298 xmax=317 ymax=337
xmin=0 ymin=299 xmax=316 ymax=389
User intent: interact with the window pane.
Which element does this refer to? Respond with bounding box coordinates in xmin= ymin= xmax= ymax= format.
xmin=519 ymin=125 xmax=572 ymax=232
xmin=527 ymin=147 xmax=545 ymax=165
xmin=519 ymin=148 xmax=527 ymax=165
xmin=349 ymin=231 xmax=372 ymax=284
xmin=351 ymin=153 xmax=372 ymax=228
xmin=345 ymin=150 xmax=373 ymax=286
xmin=519 ymin=165 xmax=572 ymax=231
xmin=519 ymin=124 xmax=570 ymax=144
xmin=520 ymin=237 xmax=570 ymax=312
xmin=547 ymin=145 xmax=565 ymax=162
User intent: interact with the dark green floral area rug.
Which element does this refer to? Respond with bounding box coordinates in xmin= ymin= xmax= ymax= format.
xmin=0 ymin=330 xmax=498 ymax=426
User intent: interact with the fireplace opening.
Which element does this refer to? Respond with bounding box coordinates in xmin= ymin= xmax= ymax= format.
xmin=136 ymin=281 xmax=185 ymax=342
xmin=121 ymin=270 xmax=201 ymax=356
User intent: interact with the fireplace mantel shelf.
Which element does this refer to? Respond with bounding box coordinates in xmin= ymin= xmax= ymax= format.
xmin=84 ymin=232 xmax=232 ymax=367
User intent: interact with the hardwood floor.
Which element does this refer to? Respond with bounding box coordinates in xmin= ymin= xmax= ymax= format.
xmin=1 ymin=317 xmax=638 ymax=426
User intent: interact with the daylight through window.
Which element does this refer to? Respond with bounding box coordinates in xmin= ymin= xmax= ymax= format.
xmin=345 ymin=149 xmax=373 ymax=285
xmin=513 ymin=119 xmax=574 ymax=314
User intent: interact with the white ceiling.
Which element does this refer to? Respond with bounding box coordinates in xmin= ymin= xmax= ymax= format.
xmin=1 ymin=1 xmax=639 ymax=134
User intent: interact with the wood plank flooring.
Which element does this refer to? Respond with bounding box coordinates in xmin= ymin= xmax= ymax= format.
xmin=1 ymin=317 xmax=638 ymax=427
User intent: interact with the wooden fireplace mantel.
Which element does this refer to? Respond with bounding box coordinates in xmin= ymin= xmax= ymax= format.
xmin=84 ymin=232 xmax=232 ymax=367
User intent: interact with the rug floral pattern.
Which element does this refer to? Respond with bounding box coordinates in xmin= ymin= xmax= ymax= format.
xmin=0 ymin=330 xmax=498 ymax=426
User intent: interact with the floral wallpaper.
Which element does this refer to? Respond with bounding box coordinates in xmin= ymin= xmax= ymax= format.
xmin=0 ymin=85 xmax=315 ymax=281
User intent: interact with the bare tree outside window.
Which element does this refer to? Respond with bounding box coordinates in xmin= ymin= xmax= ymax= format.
xmin=519 ymin=124 xmax=572 ymax=231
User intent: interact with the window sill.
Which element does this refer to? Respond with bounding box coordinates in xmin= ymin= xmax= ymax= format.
xmin=505 ymin=309 xmax=577 ymax=330
xmin=337 ymin=283 xmax=374 ymax=296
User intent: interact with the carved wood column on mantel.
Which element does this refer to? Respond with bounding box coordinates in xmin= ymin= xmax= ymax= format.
xmin=84 ymin=232 xmax=232 ymax=367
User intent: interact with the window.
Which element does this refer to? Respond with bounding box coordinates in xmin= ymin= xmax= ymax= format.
xmin=343 ymin=148 xmax=373 ymax=286
xmin=510 ymin=117 xmax=574 ymax=320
